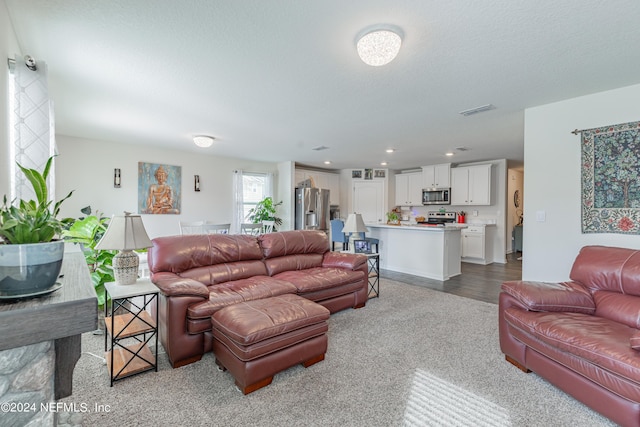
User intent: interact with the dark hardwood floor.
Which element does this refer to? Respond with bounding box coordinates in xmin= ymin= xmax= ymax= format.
xmin=381 ymin=253 xmax=522 ymax=304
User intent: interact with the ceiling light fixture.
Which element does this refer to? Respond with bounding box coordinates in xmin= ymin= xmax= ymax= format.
xmin=385 ymin=148 xmax=395 ymax=153
xmin=445 ymin=152 xmax=454 ymax=157
xmin=193 ymin=135 xmax=215 ymax=148
xmin=324 ymin=161 xmax=331 ymax=165
xmin=356 ymin=27 xmax=402 ymax=66
xmin=381 ymin=162 xmax=388 ymax=166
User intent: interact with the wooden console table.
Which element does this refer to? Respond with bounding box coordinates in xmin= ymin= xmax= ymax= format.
xmin=0 ymin=248 xmax=97 ymax=399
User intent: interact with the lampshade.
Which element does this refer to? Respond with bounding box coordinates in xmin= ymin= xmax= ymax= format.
xmin=95 ymin=212 xmax=153 ymax=251
xmin=356 ymin=29 xmax=402 ymax=67
xmin=96 ymin=212 xmax=153 ymax=285
xmin=342 ymin=213 xmax=369 ymax=234
xmin=193 ymin=135 xmax=215 ymax=148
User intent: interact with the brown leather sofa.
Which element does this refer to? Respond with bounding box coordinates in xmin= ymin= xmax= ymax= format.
xmin=147 ymin=230 xmax=368 ymax=368
xmin=499 ymin=245 xmax=640 ymax=427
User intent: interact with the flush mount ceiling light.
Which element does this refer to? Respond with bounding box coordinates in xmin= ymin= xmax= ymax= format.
xmin=356 ymin=27 xmax=402 ymax=66
xmin=193 ymin=135 xmax=215 ymax=148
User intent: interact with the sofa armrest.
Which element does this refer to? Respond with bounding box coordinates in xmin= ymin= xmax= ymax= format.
xmin=322 ymin=252 xmax=367 ymax=270
xmin=151 ymin=272 xmax=210 ymax=299
xmin=501 ymin=280 xmax=595 ymax=314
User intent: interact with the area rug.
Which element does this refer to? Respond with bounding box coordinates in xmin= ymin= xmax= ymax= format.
xmin=59 ymin=279 xmax=615 ymax=427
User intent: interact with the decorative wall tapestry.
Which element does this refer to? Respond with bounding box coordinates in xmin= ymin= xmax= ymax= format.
xmin=138 ymin=162 xmax=181 ymax=214
xmin=577 ymin=120 xmax=640 ymax=234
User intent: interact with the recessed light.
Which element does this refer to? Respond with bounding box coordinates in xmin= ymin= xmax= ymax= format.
xmin=324 ymin=161 xmax=331 ymax=165
xmin=385 ymin=148 xmax=395 ymax=153
xmin=380 ymin=162 xmax=388 ymax=166
xmin=445 ymin=152 xmax=454 ymax=157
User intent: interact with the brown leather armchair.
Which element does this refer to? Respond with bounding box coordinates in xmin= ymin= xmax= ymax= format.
xmin=500 ymin=245 xmax=640 ymax=427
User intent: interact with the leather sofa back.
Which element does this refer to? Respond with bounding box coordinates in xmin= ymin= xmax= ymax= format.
xmin=570 ymin=245 xmax=640 ymax=296
xmin=259 ymin=230 xmax=329 ymax=259
xmin=148 ymin=234 xmax=264 ymax=275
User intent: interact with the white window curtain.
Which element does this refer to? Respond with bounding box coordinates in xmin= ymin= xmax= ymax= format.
xmin=265 ymin=172 xmax=274 ymax=199
xmin=10 ymin=55 xmax=55 ymax=203
xmin=232 ymin=170 xmax=244 ymax=234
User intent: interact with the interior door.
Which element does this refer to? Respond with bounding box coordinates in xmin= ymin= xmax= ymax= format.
xmin=353 ymin=181 xmax=385 ymax=224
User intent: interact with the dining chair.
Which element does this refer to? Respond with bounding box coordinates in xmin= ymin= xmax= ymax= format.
xmin=179 ymin=220 xmax=204 ymax=235
xmin=262 ymin=220 xmax=275 ymax=233
xmin=330 ymin=219 xmax=348 ymax=251
xmin=203 ymin=222 xmax=231 ymax=234
xmin=240 ymin=223 xmax=262 ymax=235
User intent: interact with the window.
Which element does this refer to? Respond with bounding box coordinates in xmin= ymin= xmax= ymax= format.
xmin=232 ymin=170 xmax=273 ymax=233
xmin=241 ymin=173 xmax=270 ymax=221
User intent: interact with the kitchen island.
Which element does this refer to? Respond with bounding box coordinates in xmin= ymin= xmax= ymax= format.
xmin=366 ymin=223 xmax=463 ymax=281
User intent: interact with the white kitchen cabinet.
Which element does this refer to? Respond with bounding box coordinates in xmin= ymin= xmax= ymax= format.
xmin=461 ymin=225 xmax=494 ymax=264
xmin=450 ymin=164 xmax=491 ymax=205
xmin=295 ymin=169 xmax=340 ymax=205
xmin=395 ymin=172 xmax=422 ymax=206
xmin=422 ymin=163 xmax=450 ymax=188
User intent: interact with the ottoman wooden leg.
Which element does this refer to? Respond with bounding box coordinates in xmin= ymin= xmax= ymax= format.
xmin=239 ymin=376 xmax=273 ymax=395
xmin=302 ymin=353 xmax=324 ymax=368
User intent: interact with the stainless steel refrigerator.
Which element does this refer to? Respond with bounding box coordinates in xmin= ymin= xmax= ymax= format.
xmin=295 ymin=187 xmax=330 ymax=232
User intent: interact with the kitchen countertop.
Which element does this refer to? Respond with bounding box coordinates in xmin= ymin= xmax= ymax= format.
xmin=366 ymin=223 xmax=467 ymax=231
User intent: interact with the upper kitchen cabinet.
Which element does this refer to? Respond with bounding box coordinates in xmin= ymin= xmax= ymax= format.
xmin=450 ymin=164 xmax=491 ymax=205
xmin=295 ymin=168 xmax=340 ymax=205
xmin=422 ymin=163 xmax=451 ymax=188
xmin=395 ymin=172 xmax=423 ymax=206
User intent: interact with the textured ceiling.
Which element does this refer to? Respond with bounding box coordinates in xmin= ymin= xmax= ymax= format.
xmin=5 ymin=0 xmax=640 ymax=170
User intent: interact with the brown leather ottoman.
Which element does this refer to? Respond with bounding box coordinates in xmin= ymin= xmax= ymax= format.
xmin=211 ymin=294 xmax=330 ymax=394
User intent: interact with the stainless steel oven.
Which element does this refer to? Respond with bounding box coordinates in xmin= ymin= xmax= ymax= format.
xmin=422 ymin=188 xmax=450 ymax=205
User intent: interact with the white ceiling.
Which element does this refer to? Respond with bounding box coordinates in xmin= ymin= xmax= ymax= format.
xmin=5 ymin=0 xmax=640 ymax=171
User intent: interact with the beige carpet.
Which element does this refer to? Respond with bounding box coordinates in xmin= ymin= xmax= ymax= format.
xmin=59 ymin=279 xmax=615 ymax=427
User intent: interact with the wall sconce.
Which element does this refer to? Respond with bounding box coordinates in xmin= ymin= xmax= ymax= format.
xmin=114 ymin=168 xmax=121 ymax=188
xmin=194 ymin=175 xmax=200 ymax=192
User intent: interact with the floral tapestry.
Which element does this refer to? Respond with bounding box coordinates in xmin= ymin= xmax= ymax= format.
xmin=581 ymin=120 xmax=640 ymax=234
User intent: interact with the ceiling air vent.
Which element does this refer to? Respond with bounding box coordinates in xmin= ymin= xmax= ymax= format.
xmin=458 ymin=104 xmax=495 ymax=116
xmin=455 ymin=147 xmax=470 ymax=152
xmin=312 ymin=145 xmax=330 ymax=151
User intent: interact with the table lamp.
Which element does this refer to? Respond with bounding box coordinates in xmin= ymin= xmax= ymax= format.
xmin=342 ymin=213 xmax=368 ymax=252
xmin=95 ymin=212 xmax=153 ymax=285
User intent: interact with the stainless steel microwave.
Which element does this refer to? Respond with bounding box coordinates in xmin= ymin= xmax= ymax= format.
xmin=422 ymin=188 xmax=450 ymax=205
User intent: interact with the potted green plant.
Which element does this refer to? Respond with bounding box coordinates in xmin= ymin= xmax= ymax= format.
xmin=247 ymin=196 xmax=283 ymax=231
xmin=0 ymin=156 xmax=74 ymax=296
xmin=63 ymin=206 xmax=115 ymax=308
xmin=386 ymin=211 xmax=400 ymax=225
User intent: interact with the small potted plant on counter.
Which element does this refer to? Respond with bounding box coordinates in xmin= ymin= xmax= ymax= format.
xmin=386 ymin=211 xmax=400 ymax=225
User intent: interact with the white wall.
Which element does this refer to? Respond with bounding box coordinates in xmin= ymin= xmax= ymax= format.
xmin=0 ymin=0 xmax=20 ymax=198
xmin=277 ymin=161 xmax=295 ymax=231
xmin=524 ymin=83 xmax=640 ymax=280
xmin=56 ymin=135 xmax=278 ymax=238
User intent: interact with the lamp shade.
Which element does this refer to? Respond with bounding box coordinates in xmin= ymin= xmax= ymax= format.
xmin=95 ymin=212 xmax=153 ymax=251
xmin=342 ymin=213 xmax=368 ymax=234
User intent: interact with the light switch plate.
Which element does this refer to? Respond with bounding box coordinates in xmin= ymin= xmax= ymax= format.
xmin=536 ymin=210 xmax=546 ymax=222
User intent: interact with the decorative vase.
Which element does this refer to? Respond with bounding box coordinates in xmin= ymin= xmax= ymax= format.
xmin=0 ymin=241 xmax=64 ymax=297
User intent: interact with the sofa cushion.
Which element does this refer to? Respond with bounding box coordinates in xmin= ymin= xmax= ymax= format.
xmin=631 ymin=331 xmax=640 ymax=350
xmin=570 ymin=245 xmax=640 ymax=297
xmin=187 ymin=276 xmax=297 ymax=320
xmin=264 ymin=254 xmax=324 ymax=276
xmin=501 ymin=280 xmax=595 ymax=314
xmin=504 ymin=308 xmax=640 ymax=384
xmin=148 ymin=234 xmax=262 ymax=274
xmin=593 ymin=290 xmax=640 ymax=328
xmin=180 ymin=260 xmax=268 ymax=285
xmin=259 ymin=230 xmax=328 ymax=259
xmin=274 ymin=267 xmax=365 ymax=293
